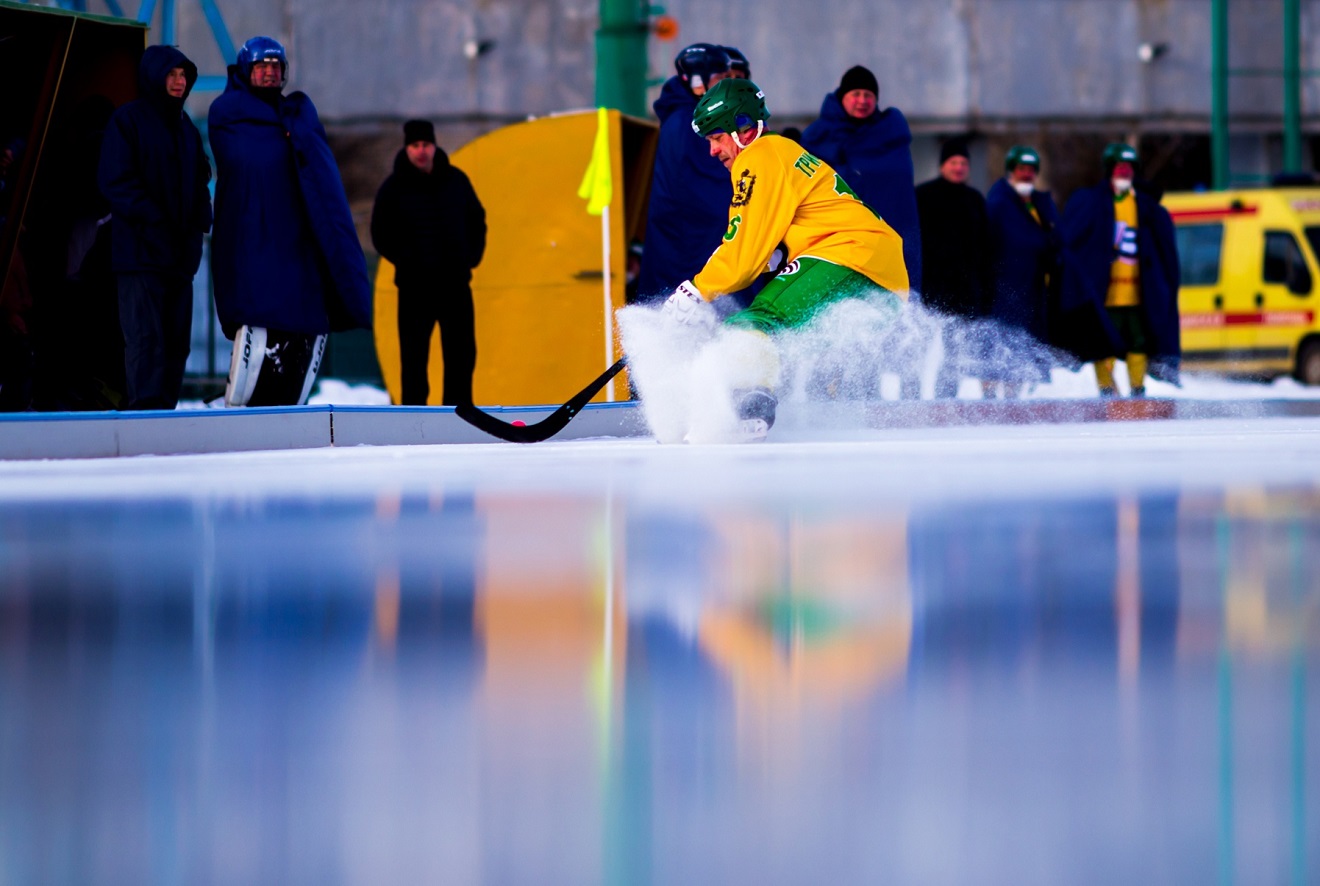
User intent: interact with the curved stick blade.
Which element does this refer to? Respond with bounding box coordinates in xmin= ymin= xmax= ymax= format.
xmin=456 ymin=358 xmax=627 ymax=443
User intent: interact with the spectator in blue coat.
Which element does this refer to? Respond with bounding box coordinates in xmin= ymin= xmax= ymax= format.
xmin=984 ymin=145 xmax=1061 ymax=398
xmin=1059 ymin=143 xmax=1181 ymax=396
xmin=801 ymin=65 xmax=921 ymax=296
xmin=635 ymin=43 xmax=732 ymax=304
xmin=209 ymin=36 xmax=372 ymax=407
xmin=98 ymin=45 xmax=211 ymax=410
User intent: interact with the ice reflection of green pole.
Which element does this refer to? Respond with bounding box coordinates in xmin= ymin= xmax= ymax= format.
xmin=596 ymin=497 xmax=618 ymax=879
xmin=1218 ymin=647 xmax=1235 ymax=886
xmin=1289 ymin=522 xmax=1306 ymax=886
xmin=1216 ymin=516 xmax=1235 ymax=886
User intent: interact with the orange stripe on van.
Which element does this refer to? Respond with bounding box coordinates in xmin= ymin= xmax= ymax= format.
xmin=1169 ymin=206 xmax=1257 ymax=221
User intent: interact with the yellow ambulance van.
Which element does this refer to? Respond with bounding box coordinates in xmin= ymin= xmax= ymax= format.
xmin=1164 ymin=188 xmax=1320 ymax=384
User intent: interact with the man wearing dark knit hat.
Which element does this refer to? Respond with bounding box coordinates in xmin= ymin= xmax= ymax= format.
xmin=915 ymin=136 xmax=993 ymax=397
xmin=371 ymin=119 xmax=487 ymax=405
xmin=404 ymin=118 xmax=435 ymax=147
xmin=836 ymin=65 xmax=879 ymax=111
xmin=801 ymin=64 xmax=921 ymax=305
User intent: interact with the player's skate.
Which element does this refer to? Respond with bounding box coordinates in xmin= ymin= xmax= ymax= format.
xmin=734 ymin=387 xmax=776 ymax=442
xmin=682 ymin=327 xmax=780 ymax=444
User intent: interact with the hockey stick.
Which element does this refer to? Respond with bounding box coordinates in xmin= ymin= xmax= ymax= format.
xmin=454 ymin=357 xmax=628 ymax=443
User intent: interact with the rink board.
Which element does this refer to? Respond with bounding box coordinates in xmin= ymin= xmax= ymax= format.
xmin=0 ymin=401 xmax=647 ymax=459
xmin=3 ymin=398 xmax=1320 ymax=460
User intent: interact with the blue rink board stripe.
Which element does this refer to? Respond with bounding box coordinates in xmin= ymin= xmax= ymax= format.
xmin=5 ymin=399 xmax=1320 ymax=460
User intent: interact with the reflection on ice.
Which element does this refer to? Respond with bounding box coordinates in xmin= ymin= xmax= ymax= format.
xmin=1 ymin=471 xmax=1318 ymax=883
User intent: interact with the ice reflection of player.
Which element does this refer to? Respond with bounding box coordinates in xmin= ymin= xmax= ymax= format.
xmin=622 ymin=509 xmax=914 ymax=710
xmin=619 ymin=511 xmax=736 ymax=877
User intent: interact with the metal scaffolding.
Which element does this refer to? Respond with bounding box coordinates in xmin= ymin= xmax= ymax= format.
xmin=1211 ymin=0 xmax=1305 ymax=188
xmin=22 ymin=0 xmax=236 ymax=91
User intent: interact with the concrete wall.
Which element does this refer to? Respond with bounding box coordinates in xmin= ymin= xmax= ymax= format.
xmin=122 ymin=0 xmax=1318 ymax=216
xmin=149 ymin=0 xmax=1320 ymax=127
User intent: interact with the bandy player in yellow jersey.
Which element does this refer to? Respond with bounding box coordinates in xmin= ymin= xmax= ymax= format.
xmin=638 ymin=77 xmax=909 ymax=442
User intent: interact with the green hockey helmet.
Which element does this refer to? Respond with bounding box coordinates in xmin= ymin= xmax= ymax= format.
xmin=1004 ymin=144 xmax=1041 ymax=173
xmin=691 ymin=78 xmax=771 ymax=138
xmin=1102 ymin=142 xmax=1139 ymax=172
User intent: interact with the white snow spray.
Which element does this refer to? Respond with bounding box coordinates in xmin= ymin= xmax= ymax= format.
xmin=618 ymin=288 xmax=1075 ymax=442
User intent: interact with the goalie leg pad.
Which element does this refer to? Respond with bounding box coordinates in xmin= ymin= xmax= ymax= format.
xmin=224 ymin=325 xmax=267 ymax=407
xmin=296 ymin=334 xmax=327 ymax=406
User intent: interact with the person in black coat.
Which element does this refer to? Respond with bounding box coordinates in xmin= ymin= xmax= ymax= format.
xmin=97 ymin=44 xmax=211 ymax=410
xmin=916 ymin=138 xmax=992 ymax=397
xmin=371 ymin=119 xmax=487 ymax=406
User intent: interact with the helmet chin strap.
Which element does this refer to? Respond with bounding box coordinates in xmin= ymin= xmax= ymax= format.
xmin=732 ymin=121 xmax=764 ymax=150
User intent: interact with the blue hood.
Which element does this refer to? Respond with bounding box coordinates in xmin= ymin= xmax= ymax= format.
xmin=652 ymin=76 xmax=697 ymax=126
xmin=138 ymin=44 xmax=198 ymax=110
xmin=812 ymin=92 xmax=911 ymax=151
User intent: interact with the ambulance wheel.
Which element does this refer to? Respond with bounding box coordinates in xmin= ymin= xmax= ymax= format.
xmin=1296 ymin=339 xmax=1320 ymax=386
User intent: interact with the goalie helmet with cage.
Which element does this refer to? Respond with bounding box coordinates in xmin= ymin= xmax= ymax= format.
xmin=691 ymin=78 xmax=771 ymax=139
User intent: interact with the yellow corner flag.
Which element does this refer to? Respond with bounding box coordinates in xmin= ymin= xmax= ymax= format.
xmin=577 ymin=107 xmax=613 ymax=216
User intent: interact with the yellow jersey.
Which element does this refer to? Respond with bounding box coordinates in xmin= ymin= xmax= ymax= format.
xmin=692 ymin=134 xmax=909 ymax=300
xmin=1107 ymin=190 xmax=1141 ymax=307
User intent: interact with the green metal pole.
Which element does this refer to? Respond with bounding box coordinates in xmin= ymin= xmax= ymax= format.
xmin=1212 ymin=0 xmax=1229 ymax=189
xmin=595 ymin=0 xmax=649 ymax=116
xmin=1283 ymin=0 xmax=1302 ymax=172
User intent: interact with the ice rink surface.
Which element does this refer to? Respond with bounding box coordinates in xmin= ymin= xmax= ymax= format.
xmin=2 ymin=415 xmax=1319 ymax=884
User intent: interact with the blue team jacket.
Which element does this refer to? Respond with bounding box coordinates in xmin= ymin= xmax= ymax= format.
xmin=1058 ymin=182 xmax=1181 ymax=379
xmin=801 ymin=94 xmax=922 ymax=294
xmin=208 ymin=67 xmax=371 ymax=335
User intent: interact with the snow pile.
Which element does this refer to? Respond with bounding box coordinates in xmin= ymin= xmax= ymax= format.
xmin=307 ymin=379 xmax=392 ymax=405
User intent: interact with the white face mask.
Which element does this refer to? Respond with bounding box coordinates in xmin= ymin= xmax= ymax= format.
xmin=1012 ymin=181 xmax=1034 ymax=198
xmin=1113 ymin=178 xmax=1133 ymax=194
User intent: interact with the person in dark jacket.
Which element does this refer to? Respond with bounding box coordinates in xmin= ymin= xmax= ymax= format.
xmin=635 ymin=43 xmax=732 ymax=304
xmin=371 ymin=119 xmax=487 ymax=406
xmin=97 ymin=45 xmax=211 ymax=410
xmin=916 ymin=137 xmax=992 ymax=397
xmin=208 ymin=36 xmax=372 ymax=407
xmin=984 ymin=144 xmax=1061 ymax=398
xmin=1059 ymin=143 xmax=1181 ymax=396
xmin=801 ymin=65 xmax=922 ymax=296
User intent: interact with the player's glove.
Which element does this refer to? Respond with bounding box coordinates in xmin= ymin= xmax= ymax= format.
xmin=660 ymin=280 xmax=715 ymax=331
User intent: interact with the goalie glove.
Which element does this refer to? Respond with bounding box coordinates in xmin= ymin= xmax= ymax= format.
xmin=660 ymin=280 xmax=715 ymax=331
